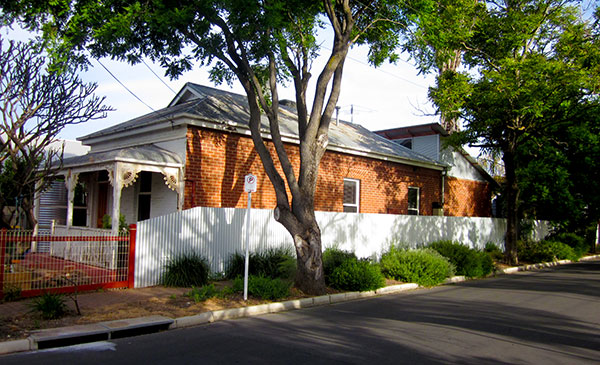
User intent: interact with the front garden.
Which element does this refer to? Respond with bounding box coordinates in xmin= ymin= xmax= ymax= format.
xmin=158 ymin=231 xmax=595 ymax=303
xmin=1 ymin=230 xmax=596 ymax=342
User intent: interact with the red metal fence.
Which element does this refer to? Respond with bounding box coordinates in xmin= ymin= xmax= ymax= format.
xmin=0 ymin=224 xmax=136 ymax=299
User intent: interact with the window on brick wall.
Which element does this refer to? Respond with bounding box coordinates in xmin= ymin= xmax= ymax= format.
xmin=408 ymin=187 xmax=420 ymax=215
xmin=343 ymin=178 xmax=360 ymax=213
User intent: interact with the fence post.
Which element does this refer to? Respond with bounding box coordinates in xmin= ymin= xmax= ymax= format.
xmin=0 ymin=229 xmax=6 ymax=300
xmin=128 ymin=224 xmax=137 ymax=289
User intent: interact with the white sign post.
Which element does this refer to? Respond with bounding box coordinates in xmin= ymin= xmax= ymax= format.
xmin=243 ymin=174 xmax=257 ymax=301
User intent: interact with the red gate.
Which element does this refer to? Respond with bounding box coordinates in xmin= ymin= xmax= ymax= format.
xmin=0 ymin=224 xmax=136 ymax=299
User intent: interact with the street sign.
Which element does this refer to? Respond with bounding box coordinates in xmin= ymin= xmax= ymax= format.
xmin=243 ymin=173 xmax=257 ymax=300
xmin=244 ymin=174 xmax=257 ymax=193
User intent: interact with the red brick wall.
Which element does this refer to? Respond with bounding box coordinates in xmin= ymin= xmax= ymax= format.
xmin=444 ymin=177 xmax=492 ymax=217
xmin=185 ymin=127 xmax=443 ymax=215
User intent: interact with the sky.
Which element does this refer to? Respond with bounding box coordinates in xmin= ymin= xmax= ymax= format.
xmin=2 ymin=24 xmax=439 ymax=143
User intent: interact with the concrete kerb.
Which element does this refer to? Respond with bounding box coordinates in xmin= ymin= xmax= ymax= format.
xmin=0 ymin=339 xmax=32 ymax=355
xmin=2 ymin=255 xmax=599 ymax=356
xmin=495 ymin=254 xmax=600 ymax=275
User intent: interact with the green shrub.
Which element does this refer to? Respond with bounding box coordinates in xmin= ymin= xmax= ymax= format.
xmin=329 ymin=259 xmax=385 ymax=291
xmin=163 ymin=253 xmax=210 ymax=287
xmin=550 ymin=233 xmax=589 ymax=257
xmin=427 ymin=241 xmax=493 ymax=278
xmin=101 ymin=213 xmax=128 ymax=231
xmin=2 ymin=284 xmax=22 ymax=302
xmin=230 ymin=277 xmax=244 ymax=293
xmin=380 ymin=247 xmax=455 ymax=287
xmin=544 ymin=241 xmax=579 ymax=261
xmin=480 ymin=252 xmax=495 ymax=276
xmin=225 ymin=247 xmax=296 ymax=280
xmin=185 ymin=284 xmax=219 ymax=302
xmin=30 ymin=292 xmax=67 ymax=319
xmin=228 ymin=275 xmax=291 ymax=300
xmin=322 ymin=248 xmax=357 ymax=284
xmin=484 ymin=242 xmax=504 ymax=261
xmin=518 ymin=240 xmax=578 ymax=263
xmin=248 ymin=276 xmax=291 ymax=300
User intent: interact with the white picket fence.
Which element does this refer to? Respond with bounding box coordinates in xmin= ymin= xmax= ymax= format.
xmin=134 ymin=206 xmax=550 ymax=288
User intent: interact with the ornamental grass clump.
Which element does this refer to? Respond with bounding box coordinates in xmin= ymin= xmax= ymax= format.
xmin=163 ymin=253 xmax=210 ymax=287
xmin=427 ymin=240 xmax=494 ymax=278
xmin=225 ymin=247 xmax=296 ymax=280
xmin=380 ymin=246 xmax=455 ymax=287
xmin=30 ymin=292 xmax=67 ymax=319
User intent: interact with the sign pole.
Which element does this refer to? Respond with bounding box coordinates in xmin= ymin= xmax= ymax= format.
xmin=243 ymin=174 xmax=257 ymax=301
xmin=244 ymin=191 xmax=251 ymax=301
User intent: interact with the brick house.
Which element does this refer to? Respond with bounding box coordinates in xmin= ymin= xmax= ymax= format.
xmin=35 ymin=83 xmax=493 ymax=232
xmin=375 ymin=123 xmax=497 ymax=217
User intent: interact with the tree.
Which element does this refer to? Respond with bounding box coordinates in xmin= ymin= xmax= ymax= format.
xmin=1 ymin=1 xmax=406 ymax=293
xmin=401 ymin=0 xmax=481 ymax=132
xmin=518 ymin=100 xmax=600 ymax=239
xmin=411 ymin=0 xmax=600 ymax=264
xmin=0 ymin=39 xmax=110 ymax=229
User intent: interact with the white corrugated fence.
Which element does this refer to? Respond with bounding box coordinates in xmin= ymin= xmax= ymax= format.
xmin=134 ymin=207 xmax=550 ymax=288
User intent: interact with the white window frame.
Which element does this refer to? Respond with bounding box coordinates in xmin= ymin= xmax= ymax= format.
xmin=343 ymin=178 xmax=360 ymax=213
xmin=408 ymin=186 xmax=420 ymax=215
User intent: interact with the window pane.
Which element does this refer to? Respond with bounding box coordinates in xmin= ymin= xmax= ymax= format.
xmin=343 ymin=205 xmax=358 ymax=213
xmin=343 ymin=180 xmax=357 ymax=205
xmin=408 ymin=188 xmax=418 ymax=210
xmin=140 ymin=171 xmax=152 ymax=193
xmin=73 ymin=208 xmax=87 ymax=226
xmin=138 ymin=195 xmax=151 ymax=221
xmin=399 ymin=138 xmax=413 ymax=149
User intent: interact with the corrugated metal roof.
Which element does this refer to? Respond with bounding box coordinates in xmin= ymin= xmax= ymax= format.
xmin=79 ymin=83 xmax=443 ymax=168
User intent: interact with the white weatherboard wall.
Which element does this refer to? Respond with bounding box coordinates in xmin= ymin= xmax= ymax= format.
xmin=134 ymin=207 xmax=550 ymax=288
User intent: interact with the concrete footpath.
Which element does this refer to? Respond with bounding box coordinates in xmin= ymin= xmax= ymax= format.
xmin=1 ymin=255 xmax=599 ymax=355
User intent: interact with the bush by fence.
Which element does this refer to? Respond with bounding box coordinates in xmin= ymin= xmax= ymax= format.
xmin=134 ymin=207 xmax=550 ymax=288
xmin=162 ymin=253 xmax=210 ymax=287
xmin=427 ymin=240 xmax=494 ymax=278
xmin=517 ymin=240 xmax=579 ymax=263
xmin=380 ymin=246 xmax=455 ymax=287
xmin=225 ymin=247 xmax=296 ymax=280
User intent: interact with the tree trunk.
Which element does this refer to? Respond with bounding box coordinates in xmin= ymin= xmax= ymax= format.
xmin=291 ymin=221 xmax=326 ymax=295
xmin=503 ymin=148 xmax=519 ymax=266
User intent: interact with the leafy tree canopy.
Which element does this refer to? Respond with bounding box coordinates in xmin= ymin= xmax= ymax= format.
xmin=406 ymin=0 xmax=600 ymax=263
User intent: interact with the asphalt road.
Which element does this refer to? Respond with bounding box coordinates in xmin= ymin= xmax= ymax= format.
xmin=2 ymin=260 xmax=599 ymax=364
